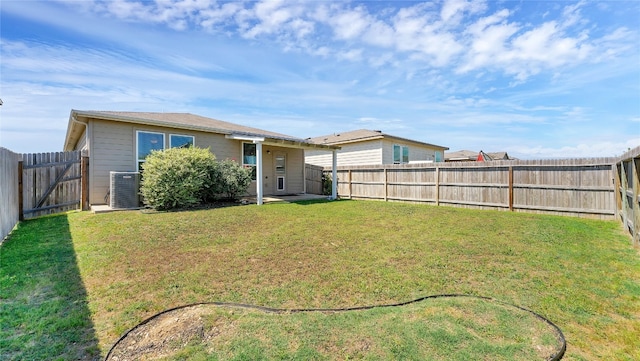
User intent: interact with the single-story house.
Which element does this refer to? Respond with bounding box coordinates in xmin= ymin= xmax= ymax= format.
xmin=445 ymin=150 xmax=514 ymax=162
xmin=304 ymin=129 xmax=448 ymax=167
xmin=63 ymin=110 xmax=339 ymax=206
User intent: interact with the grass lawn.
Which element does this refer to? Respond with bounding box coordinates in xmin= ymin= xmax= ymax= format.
xmin=1 ymin=200 xmax=638 ymax=360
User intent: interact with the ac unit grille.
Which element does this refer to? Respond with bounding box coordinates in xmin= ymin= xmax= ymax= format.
xmin=110 ymin=171 xmax=140 ymax=209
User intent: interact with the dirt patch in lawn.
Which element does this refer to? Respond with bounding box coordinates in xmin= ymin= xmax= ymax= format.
xmin=105 ymin=297 xmax=565 ymax=361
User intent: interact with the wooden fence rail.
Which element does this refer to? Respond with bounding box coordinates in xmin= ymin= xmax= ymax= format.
xmin=305 ymin=163 xmax=324 ymax=195
xmin=614 ymin=146 xmax=640 ymax=245
xmin=324 ymin=149 xmax=640 ymax=244
xmin=331 ymin=159 xmax=617 ymax=220
xmin=19 ymin=151 xmax=85 ymax=220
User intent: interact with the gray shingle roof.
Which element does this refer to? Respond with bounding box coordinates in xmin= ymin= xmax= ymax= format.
xmin=65 ymin=110 xmax=339 ymax=151
xmin=307 ymin=129 xmax=448 ymax=150
xmin=79 ymin=111 xmax=301 ymax=140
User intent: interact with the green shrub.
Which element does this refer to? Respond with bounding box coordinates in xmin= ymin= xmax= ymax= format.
xmin=322 ymin=172 xmax=333 ymax=196
xmin=215 ymin=159 xmax=252 ymax=200
xmin=140 ymin=147 xmax=217 ymax=210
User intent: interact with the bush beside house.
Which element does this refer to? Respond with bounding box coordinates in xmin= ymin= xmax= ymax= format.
xmin=140 ymin=147 xmax=251 ymax=210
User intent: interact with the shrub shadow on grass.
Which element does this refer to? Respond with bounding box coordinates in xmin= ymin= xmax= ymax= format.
xmin=0 ymin=213 xmax=100 ymax=360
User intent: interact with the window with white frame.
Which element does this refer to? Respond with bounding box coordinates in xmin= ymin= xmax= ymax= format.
xmin=170 ymin=134 xmax=194 ymax=149
xmin=435 ymin=151 xmax=443 ymax=162
xmin=137 ymin=131 xmax=165 ymax=170
xmin=393 ymin=144 xmax=409 ymax=164
xmin=242 ymin=142 xmax=257 ymax=180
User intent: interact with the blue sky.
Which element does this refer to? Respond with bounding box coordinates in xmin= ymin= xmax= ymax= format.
xmin=1 ymin=0 xmax=638 ymax=158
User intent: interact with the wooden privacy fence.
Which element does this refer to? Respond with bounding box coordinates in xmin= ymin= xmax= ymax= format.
xmin=1 ymin=148 xmax=21 ymax=241
xmin=19 ymin=151 xmax=89 ymax=220
xmin=614 ymin=146 xmax=640 ymax=244
xmin=330 ymin=158 xmax=618 ymax=220
xmin=305 ymin=163 xmax=324 ymax=195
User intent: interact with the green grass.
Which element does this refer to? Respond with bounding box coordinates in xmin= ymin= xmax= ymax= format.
xmin=109 ymin=297 xmax=562 ymax=361
xmin=1 ymin=200 xmax=639 ymax=360
xmin=0 ymin=215 xmax=100 ymax=360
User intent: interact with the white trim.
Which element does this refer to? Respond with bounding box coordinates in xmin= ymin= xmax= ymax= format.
xmin=331 ymin=150 xmax=338 ymax=200
xmin=276 ymin=176 xmax=285 ymax=191
xmin=226 ymin=134 xmax=265 ymax=142
xmin=242 ymin=142 xmax=258 ymax=175
xmin=393 ymin=144 xmax=409 ymax=164
xmin=256 ymin=142 xmax=263 ymax=205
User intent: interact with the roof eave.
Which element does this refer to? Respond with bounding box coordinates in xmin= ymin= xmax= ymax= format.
xmin=68 ymin=110 xmax=339 ymax=151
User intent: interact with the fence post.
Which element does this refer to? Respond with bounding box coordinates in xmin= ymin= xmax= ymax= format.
xmin=508 ymin=166 xmax=514 ymax=211
xmin=632 ymin=157 xmax=640 ymax=245
xmin=613 ymin=163 xmax=621 ymax=221
xmin=81 ymin=156 xmax=89 ymax=211
xmin=18 ymin=161 xmax=24 ymax=221
xmin=620 ymin=161 xmax=630 ymax=234
xmin=435 ymin=166 xmax=440 ymax=206
xmin=384 ymin=168 xmax=388 ymax=202
xmin=348 ymin=169 xmax=352 ymax=199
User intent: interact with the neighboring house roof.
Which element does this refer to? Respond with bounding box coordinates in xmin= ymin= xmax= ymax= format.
xmin=64 ymin=110 xmax=338 ymax=151
xmin=306 ymin=129 xmax=448 ymax=150
xmin=486 ymin=151 xmax=511 ymax=160
xmin=445 ymin=150 xmax=514 ymax=162
xmin=444 ymin=150 xmax=478 ymax=161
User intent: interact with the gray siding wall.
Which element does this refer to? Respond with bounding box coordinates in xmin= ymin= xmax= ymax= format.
xmin=252 ymin=145 xmax=305 ymax=195
xmin=381 ymin=139 xmax=440 ymax=164
xmin=306 ymin=140 xmax=383 ymax=167
xmin=306 ymin=138 xmax=443 ymax=167
xmin=284 ymin=147 xmax=305 ymax=194
xmin=87 ymin=119 xmax=306 ymax=204
xmin=76 ymin=128 xmax=88 ymax=152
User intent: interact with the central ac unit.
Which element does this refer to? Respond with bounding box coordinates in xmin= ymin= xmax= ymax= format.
xmin=110 ymin=171 xmax=140 ymax=209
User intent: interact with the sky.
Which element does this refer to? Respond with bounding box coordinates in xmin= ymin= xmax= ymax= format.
xmin=0 ymin=0 xmax=638 ymax=158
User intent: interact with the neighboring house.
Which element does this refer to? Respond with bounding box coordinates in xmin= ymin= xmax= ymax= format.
xmin=305 ymin=129 xmax=448 ymax=167
xmin=63 ymin=110 xmax=339 ymax=206
xmin=445 ymin=150 xmax=514 ymax=162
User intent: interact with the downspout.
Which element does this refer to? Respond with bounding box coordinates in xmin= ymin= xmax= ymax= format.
xmin=71 ymin=114 xmax=90 ymax=208
xmin=331 ymin=150 xmax=338 ymax=200
xmin=256 ymin=141 xmax=263 ymax=205
xmin=71 ymin=114 xmax=88 ymax=153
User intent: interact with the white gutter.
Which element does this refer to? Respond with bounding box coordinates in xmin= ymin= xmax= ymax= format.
xmin=70 ymin=114 xmax=88 ymax=153
xmin=331 ymin=150 xmax=338 ymax=200
xmin=225 ymin=134 xmax=265 ymax=142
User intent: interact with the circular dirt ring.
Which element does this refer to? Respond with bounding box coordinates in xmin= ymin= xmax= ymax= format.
xmin=105 ymin=295 xmax=565 ymax=360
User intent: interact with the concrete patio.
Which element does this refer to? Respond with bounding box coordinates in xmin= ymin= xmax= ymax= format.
xmin=91 ymin=194 xmax=331 ymax=213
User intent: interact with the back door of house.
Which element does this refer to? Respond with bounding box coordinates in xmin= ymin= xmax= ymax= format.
xmin=275 ymin=154 xmax=285 ymax=193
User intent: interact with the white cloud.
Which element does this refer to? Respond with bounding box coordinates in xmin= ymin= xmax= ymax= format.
xmin=440 ymin=0 xmax=486 ymax=25
xmin=361 ymin=19 xmax=395 ymax=47
xmin=329 ymin=6 xmax=371 ymax=40
xmin=392 ymin=4 xmax=464 ymax=66
xmin=2 ymin=0 xmax=637 ymax=156
xmin=199 ymin=2 xmax=242 ymax=30
xmin=337 ymin=48 xmax=363 ymax=62
xmin=458 ymin=10 xmax=517 ymax=73
xmin=47 ymin=0 xmax=636 ymax=83
xmin=242 ymin=0 xmax=297 ymax=38
xmin=457 ymin=2 xmax=597 ymax=80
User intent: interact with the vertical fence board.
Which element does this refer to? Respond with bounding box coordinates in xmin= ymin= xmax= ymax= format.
xmin=0 ymin=148 xmax=21 ymax=241
xmin=304 ymin=163 xmax=324 ymax=195
xmin=20 ymin=151 xmax=82 ymax=219
xmin=324 ymin=157 xmax=626 ymax=220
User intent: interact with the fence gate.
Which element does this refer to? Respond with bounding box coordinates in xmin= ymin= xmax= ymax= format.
xmin=19 ymin=151 xmax=84 ymax=220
